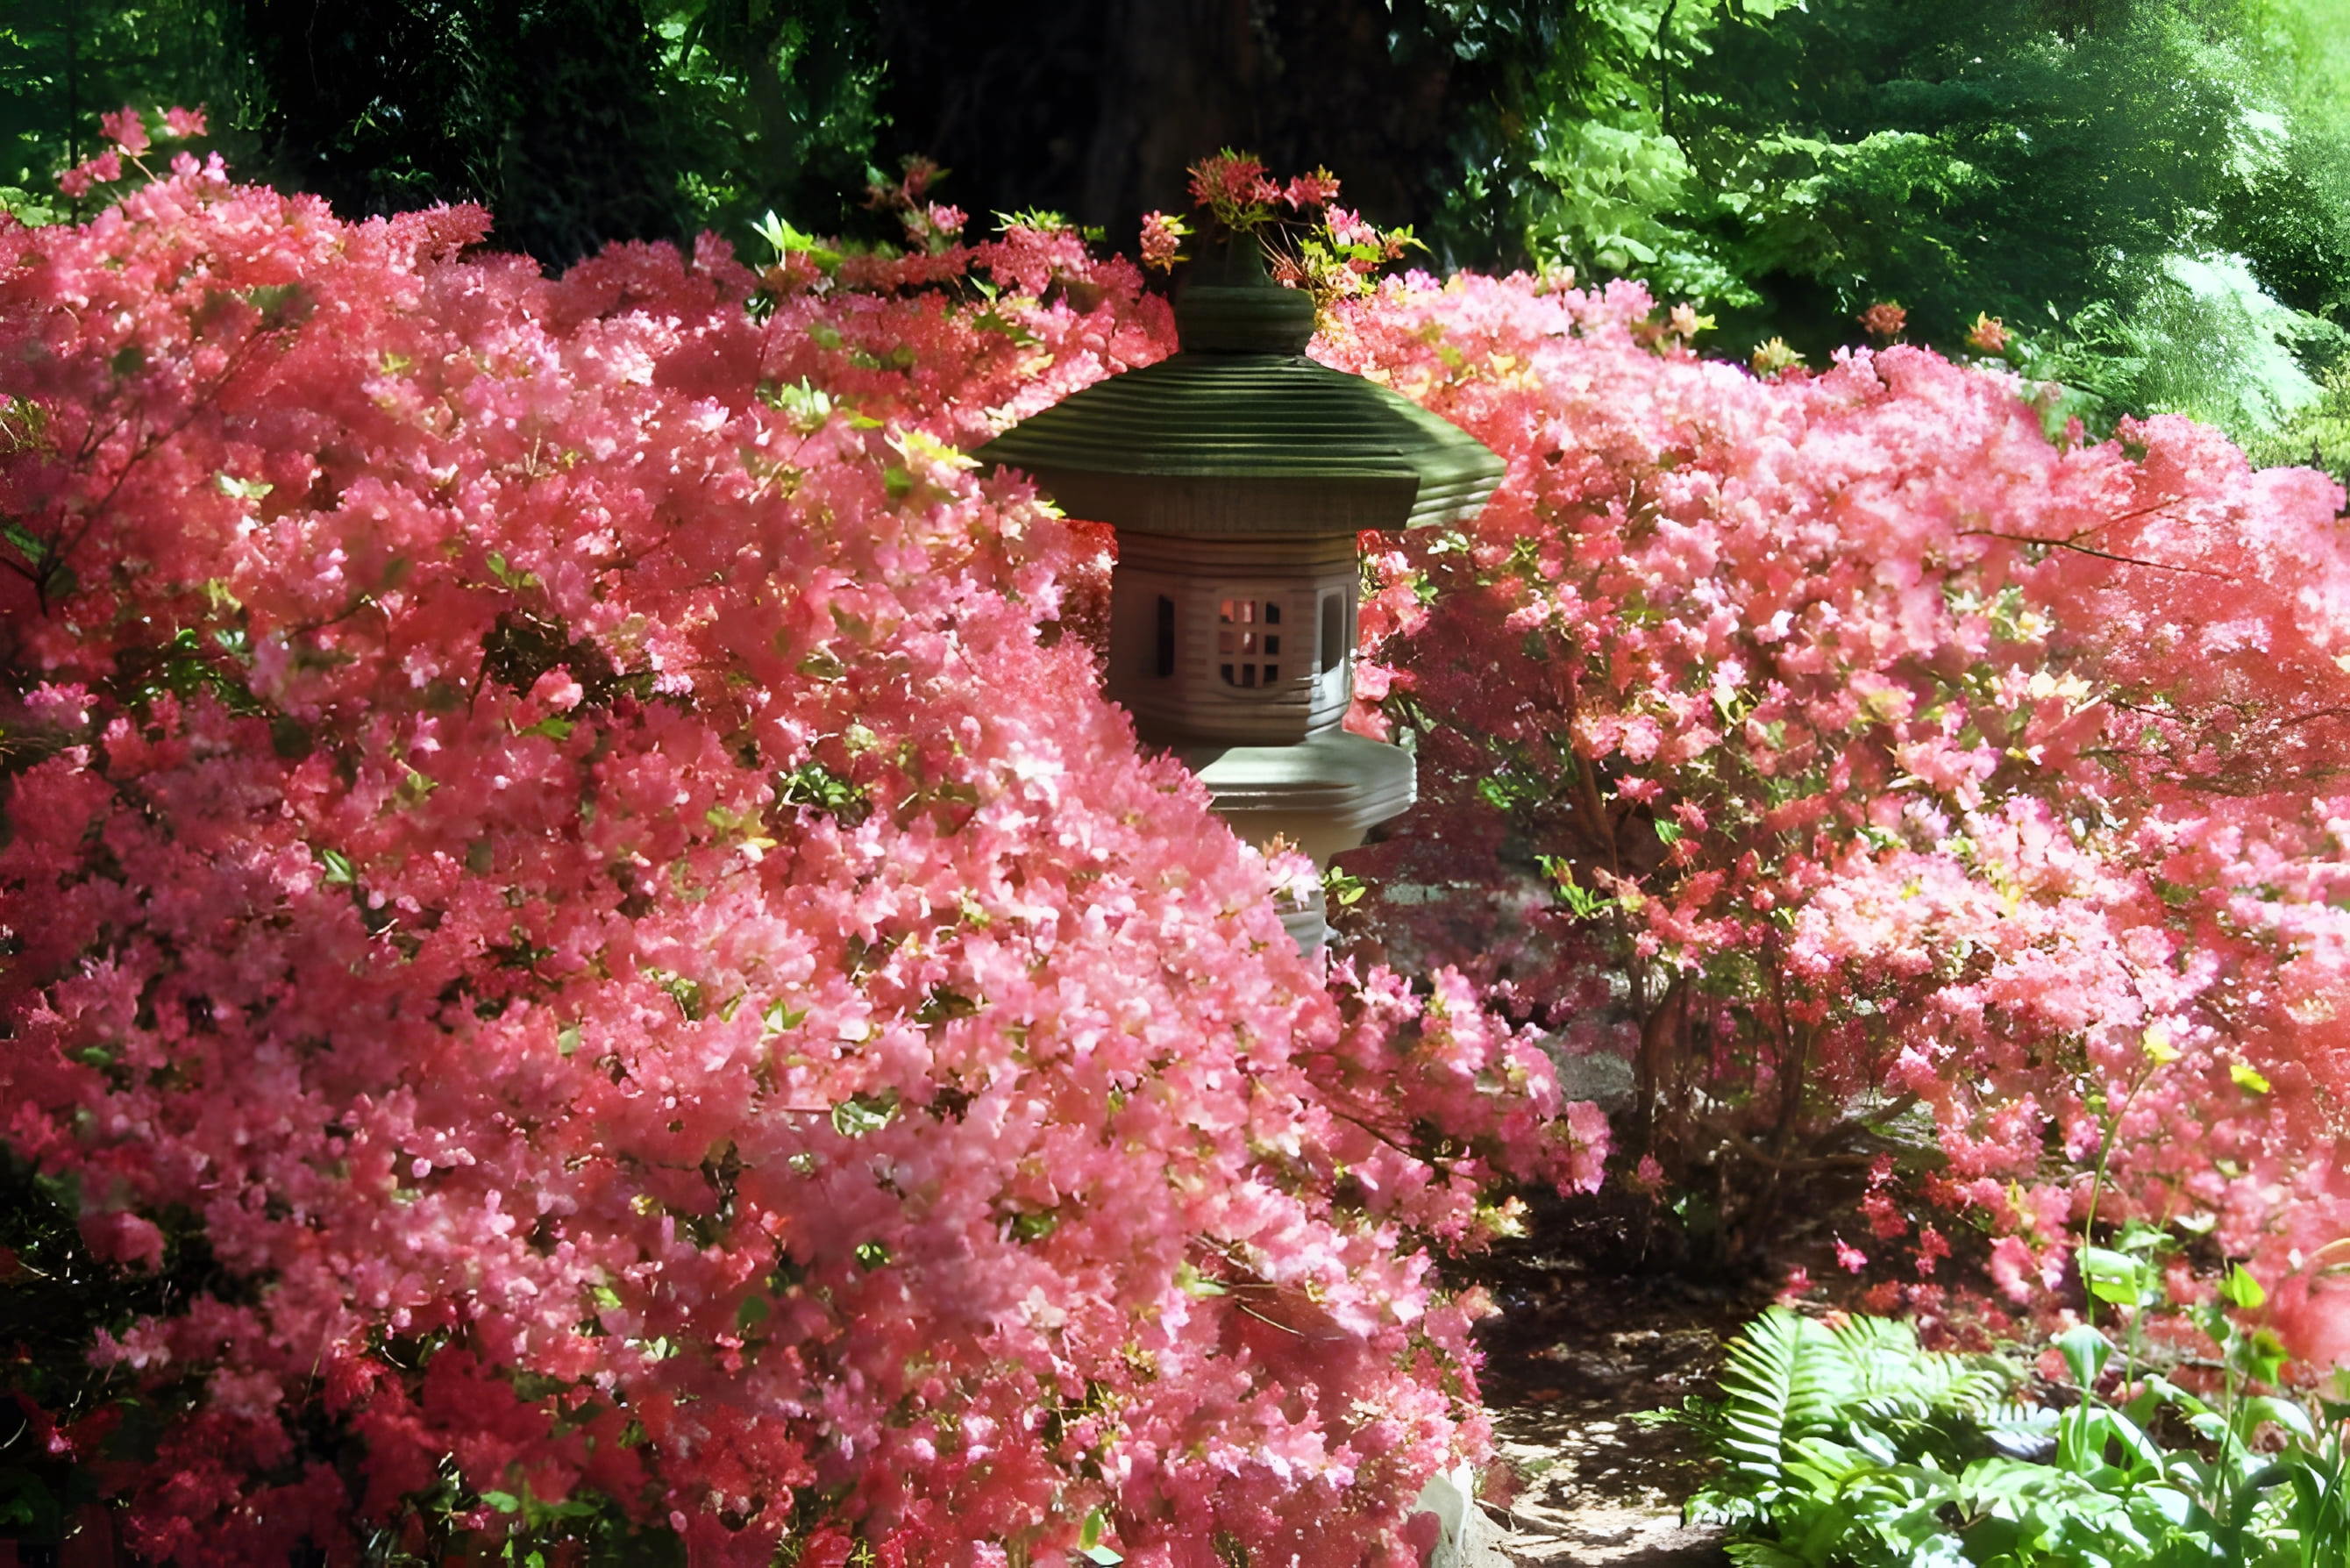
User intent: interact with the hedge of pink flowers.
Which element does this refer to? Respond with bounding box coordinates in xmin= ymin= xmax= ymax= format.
xmin=1326 ymin=262 xmax=2350 ymax=1358
xmin=0 ymin=121 xmax=1599 ymax=1565
xmin=11 ymin=117 xmax=2350 ymax=1566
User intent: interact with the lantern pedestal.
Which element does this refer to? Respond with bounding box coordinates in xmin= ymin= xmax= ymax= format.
xmin=1182 ymin=732 xmax=1414 ymax=954
xmin=1181 ymin=731 xmax=1414 ymax=862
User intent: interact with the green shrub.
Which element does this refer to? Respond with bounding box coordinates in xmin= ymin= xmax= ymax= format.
xmin=1671 ymin=1284 xmax=2350 ymax=1566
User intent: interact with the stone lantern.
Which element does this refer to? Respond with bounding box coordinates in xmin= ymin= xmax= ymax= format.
xmin=975 ymin=240 xmax=1505 ymax=952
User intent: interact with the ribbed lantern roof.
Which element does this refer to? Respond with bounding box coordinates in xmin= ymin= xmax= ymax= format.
xmin=972 ymin=239 xmax=1505 ymax=538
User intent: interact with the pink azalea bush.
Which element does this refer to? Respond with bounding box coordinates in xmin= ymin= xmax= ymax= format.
xmin=0 ymin=118 xmax=1599 ymax=1565
xmin=1322 ymin=267 xmax=2350 ymax=1358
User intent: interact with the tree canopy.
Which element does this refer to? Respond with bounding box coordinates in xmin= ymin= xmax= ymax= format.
xmin=11 ymin=0 xmax=2350 ymax=469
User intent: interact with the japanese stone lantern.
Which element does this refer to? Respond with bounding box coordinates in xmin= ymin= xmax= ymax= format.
xmin=975 ymin=240 xmax=1505 ymax=952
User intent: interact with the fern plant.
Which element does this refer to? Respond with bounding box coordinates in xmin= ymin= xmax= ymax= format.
xmin=1669 ymin=1302 xmax=2350 ymax=1567
xmin=1670 ymin=1308 xmax=2033 ymax=1565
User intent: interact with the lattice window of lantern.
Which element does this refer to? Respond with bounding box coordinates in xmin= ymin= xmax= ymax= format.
xmin=1217 ymin=597 xmax=1284 ymax=689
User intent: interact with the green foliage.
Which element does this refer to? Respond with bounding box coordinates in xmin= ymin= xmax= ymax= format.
xmin=650 ymin=0 xmax=885 ymax=244
xmin=1677 ymin=1296 xmax=2350 ymax=1567
xmin=0 ymin=0 xmax=885 ymax=262
xmin=1443 ymin=0 xmax=2350 ymax=462
xmin=1428 ymin=0 xmax=1805 ymax=295
xmin=0 ymin=0 xmax=264 ymax=220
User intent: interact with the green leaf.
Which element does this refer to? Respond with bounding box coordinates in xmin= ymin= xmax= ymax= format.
xmin=2056 ymin=1324 xmax=2114 ymax=1390
xmin=830 ymin=1093 xmax=900 ymax=1137
xmin=1177 ymin=1261 xmax=1228 ymax=1297
xmin=1713 ymin=1307 xmax=1810 ymax=1477
xmin=971 ymin=308 xmax=1042 ymax=347
xmin=2219 ymin=1264 xmax=2268 ymax=1311
xmin=1 ymin=519 xmax=49 ymax=568
xmin=752 ymin=210 xmax=841 ymax=271
xmin=2080 ymin=1245 xmax=2154 ymax=1308
xmin=2241 ymin=1394 xmax=2314 ymax=1443
xmin=244 ymin=282 xmax=311 ymax=325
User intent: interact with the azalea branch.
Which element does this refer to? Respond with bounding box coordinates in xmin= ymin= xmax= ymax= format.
xmin=1957 ymin=527 xmax=2232 ymax=580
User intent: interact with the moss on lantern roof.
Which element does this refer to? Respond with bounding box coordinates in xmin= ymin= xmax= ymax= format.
xmin=972 ymin=243 xmax=1506 ymax=538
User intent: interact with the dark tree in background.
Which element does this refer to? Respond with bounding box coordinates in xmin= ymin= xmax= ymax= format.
xmin=240 ymin=0 xmax=689 ymax=262
xmin=7 ymin=0 xmax=2350 ymax=467
xmin=0 ymin=0 xmax=269 ymax=219
xmin=0 ymin=0 xmax=1549 ymax=263
xmin=862 ymin=0 xmax=1555 ymax=250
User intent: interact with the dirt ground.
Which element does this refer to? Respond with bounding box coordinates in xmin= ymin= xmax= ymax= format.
xmin=1465 ymin=1197 xmax=1790 ymax=1566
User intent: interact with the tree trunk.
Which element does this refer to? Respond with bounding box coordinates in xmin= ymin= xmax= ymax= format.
xmin=870 ymin=0 xmax=1468 ymax=250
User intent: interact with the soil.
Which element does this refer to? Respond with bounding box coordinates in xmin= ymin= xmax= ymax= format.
xmin=1464 ymin=1194 xmax=1791 ymax=1567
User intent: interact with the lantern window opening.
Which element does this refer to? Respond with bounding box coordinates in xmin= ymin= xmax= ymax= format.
xmin=1319 ymin=592 xmax=1346 ymax=674
xmin=1153 ymin=595 xmax=1177 ymax=679
xmin=1218 ymin=596 xmax=1286 ymax=691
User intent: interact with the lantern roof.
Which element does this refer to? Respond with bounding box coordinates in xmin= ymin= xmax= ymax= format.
xmin=972 ymin=240 xmax=1505 ymax=538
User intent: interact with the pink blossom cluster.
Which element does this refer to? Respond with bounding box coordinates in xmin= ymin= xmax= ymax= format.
xmin=1137 ymin=211 xmax=1188 ymax=273
xmin=1857 ymin=301 xmax=1907 ymax=340
xmin=1182 ymin=153 xmax=1339 ymax=233
xmin=0 ymin=140 xmax=1599 ymax=1563
xmin=56 ymin=105 xmax=210 ymax=200
xmin=1319 ymin=267 xmax=2350 ymax=1365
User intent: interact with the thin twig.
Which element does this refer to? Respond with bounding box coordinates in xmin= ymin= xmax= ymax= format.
xmin=1957 ymin=528 xmax=2231 ymax=581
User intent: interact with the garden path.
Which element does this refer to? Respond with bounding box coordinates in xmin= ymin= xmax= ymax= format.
xmin=1463 ymin=1195 xmax=1791 ymax=1566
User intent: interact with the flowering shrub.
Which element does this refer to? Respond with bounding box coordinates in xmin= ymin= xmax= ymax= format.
xmin=0 ymin=119 xmax=1599 ymax=1565
xmin=1322 ymin=265 xmax=2350 ymax=1359
xmin=1141 ymin=153 xmax=1415 ymax=317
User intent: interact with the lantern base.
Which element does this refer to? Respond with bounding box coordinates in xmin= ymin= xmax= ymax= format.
xmin=1179 ymin=730 xmax=1414 ymax=959
xmin=1179 ymin=728 xmax=1416 ymax=864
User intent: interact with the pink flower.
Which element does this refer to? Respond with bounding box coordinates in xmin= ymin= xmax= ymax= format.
xmin=99 ymin=108 xmax=150 ymax=157
xmin=1834 ymin=1236 xmax=1869 ymax=1273
xmin=527 ymin=670 xmax=583 ymax=712
xmin=161 ymin=106 xmax=209 ymax=139
xmin=79 ymin=1212 xmax=165 ymax=1272
xmin=1283 ymin=167 xmax=1342 ymax=209
xmin=1666 ymin=303 xmax=1710 ymax=339
xmin=1186 ymin=150 xmax=1281 ymax=224
xmin=1138 ymin=210 xmax=1185 ymax=272
xmin=1326 ymin=205 xmax=1379 ymax=250
xmin=1989 ymin=1236 xmax=2040 ymax=1303
xmin=56 ymin=151 xmax=121 ymax=197
xmin=1914 ymin=1226 xmax=1949 ymax=1277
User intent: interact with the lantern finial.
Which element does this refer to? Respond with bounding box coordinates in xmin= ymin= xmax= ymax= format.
xmin=1173 ymin=239 xmax=1315 ymax=355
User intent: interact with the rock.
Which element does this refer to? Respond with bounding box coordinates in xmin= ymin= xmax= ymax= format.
xmin=1417 ymin=1465 xmax=1511 ymax=1568
xmin=1542 ymin=1048 xmax=1636 ymax=1115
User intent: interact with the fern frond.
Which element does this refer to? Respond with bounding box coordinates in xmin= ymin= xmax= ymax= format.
xmin=1724 ymin=1542 xmax=1812 ymax=1568
xmin=1717 ymin=1306 xmax=1811 ymax=1478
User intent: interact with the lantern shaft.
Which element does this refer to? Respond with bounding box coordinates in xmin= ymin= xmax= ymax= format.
xmin=1107 ymin=531 xmax=1357 ymax=746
